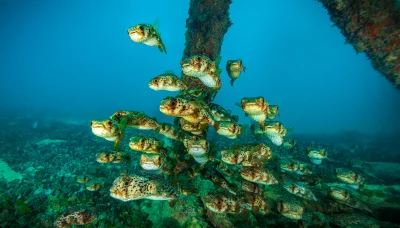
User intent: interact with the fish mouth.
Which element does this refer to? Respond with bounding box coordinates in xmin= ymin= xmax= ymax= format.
xmin=204 ymin=199 xmax=220 ymax=213
xmin=221 ymin=156 xmax=234 ymax=164
xmin=96 ymin=159 xmax=107 ymax=164
xmin=148 ymin=83 xmax=158 ymax=90
xmin=270 ymin=177 xmax=279 ymax=184
xmin=91 ymin=121 xmax=104 ymax=129
xmin=128 ymin=144 xmax=140 ymax=150
xmin=91 ymin=125 xmax=103 ymax=130
xmin=206 ymin=204 xmax=221 ymax=213
xmin=128 ymin=30 xmax=142 ymax=41
xmin=181 ymin=63 xmax=191 ymax=71
xmin=189 ymin=146 xmax=206 ymax=154
xmin=91 ymin=127 xmax=108 ymax=137
xmin=141 ymin=163 xmax=160 ymax=170
xmin=240 ymin=172 xmax=250 ymax=179
xmin=243 ymin=103 xmax=261 ymax=110
xmin=216 ymin=128 xmax=232 ymax=136
xmin=159 ymin=105 xmax=169 ymax=115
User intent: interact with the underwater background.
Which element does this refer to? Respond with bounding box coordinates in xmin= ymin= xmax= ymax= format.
xmin=1 ymin=0 xmax=400 ymax=227
xmin=1 ymin=0 xmax=400 ymax=134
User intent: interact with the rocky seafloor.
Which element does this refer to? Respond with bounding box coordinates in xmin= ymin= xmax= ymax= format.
xmin=1 ymin=116 xmax=400 ymax=228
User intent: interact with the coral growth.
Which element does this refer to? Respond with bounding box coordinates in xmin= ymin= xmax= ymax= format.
xmin=182 ymin=0 xmax=233 ymax=101
xmin=317 ymin=0 xmax=400 ymax=88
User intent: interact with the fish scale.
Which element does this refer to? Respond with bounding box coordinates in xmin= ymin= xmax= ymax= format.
xmin=110 ymin=174 xmax=177 ymax=202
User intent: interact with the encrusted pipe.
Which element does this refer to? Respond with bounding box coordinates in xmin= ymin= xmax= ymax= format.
xmin=182 ymin=0 xmax=233 ymax=101
xmin=317 ymin=0 xmax=400 ymax=88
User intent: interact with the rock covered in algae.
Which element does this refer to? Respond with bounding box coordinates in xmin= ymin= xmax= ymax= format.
xmin=317 ymin=0 xmax=400 ymax=88
xmin=0 ymin=159 xmax=23 ymax=183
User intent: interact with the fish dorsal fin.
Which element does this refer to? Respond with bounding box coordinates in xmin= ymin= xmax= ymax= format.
xmin=153 ymin=18 xmax=161 ymax=31
xmin=164 ymin=70 xmax=175 ymax=75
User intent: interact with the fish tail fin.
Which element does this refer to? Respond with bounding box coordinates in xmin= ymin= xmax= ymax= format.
xmin=234 ymin=102 xmax=242 ymax=108
xmin=230 ymin=79 xmax=234 ymax=86
xmin=243 ymin=66 xmax=246 ymax=72
xmin=239 ymin=124 xmax=248 ymax=138
xmin=231 ymin=115 xmax=239 ymax=122
xmin=158 ymin=43 xmax=167 ymax=54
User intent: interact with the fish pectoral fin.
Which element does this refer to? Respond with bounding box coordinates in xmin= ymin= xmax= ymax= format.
xmin=168 ymin=199 xmax=177 ymax=207
xmin=113 ymin=140 xmax=121 ymax=151
xmin=215 ymin=68 xmax=222 ymax=75
xmin=238 ymin=208 xmax=250 ymax=218
xmin=251 ymin=206 xmax=260 ymax=215
xmin=214 ymin=55 xmax=222 ymax=66
xmin=241 ymin=124 xmax=248 ymax=134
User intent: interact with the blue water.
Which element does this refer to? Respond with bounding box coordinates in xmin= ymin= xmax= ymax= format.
xmin=1 ymin=0 xmax=399 ymax=135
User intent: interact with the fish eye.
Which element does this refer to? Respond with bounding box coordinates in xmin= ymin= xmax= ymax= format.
xmin=196 ymin=56 xmax=201 ymax=61
xmin=154 ymin=79 xmax=158 ymax=83
xmin=107 ymin=120 xmax=113 ymax=126
xmin=171 ymin=100 xmax=176 ymax=106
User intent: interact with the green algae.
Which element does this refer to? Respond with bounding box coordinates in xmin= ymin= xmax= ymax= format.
xmin=15 ymin=199 xmax=32 ymax=216
xmin=363 ymin=188 xmax=374 ymax=198
xmin=375 ymin=190 xmax=386 ymax=198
